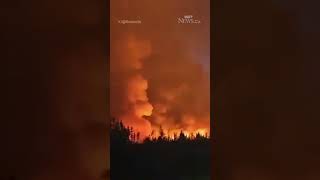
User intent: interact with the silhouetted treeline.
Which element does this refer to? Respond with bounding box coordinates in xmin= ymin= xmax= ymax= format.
xmin=110 ymin=118 xmax=211 ymax=180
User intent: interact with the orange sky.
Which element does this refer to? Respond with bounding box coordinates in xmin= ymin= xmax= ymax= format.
xmin=110 ymin=0 xmax=210 ymax=139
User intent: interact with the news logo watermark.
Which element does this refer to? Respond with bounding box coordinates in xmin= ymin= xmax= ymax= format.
xmin=178 ymin=15 xmax=201 ymax=24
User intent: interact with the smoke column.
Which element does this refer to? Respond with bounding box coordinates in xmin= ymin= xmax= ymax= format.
xmin=110 ymin=34 xmax=154 ymax=138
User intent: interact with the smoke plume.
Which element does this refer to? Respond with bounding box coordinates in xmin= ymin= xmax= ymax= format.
xmin=110 ymin=0 xmax=210 ymax=138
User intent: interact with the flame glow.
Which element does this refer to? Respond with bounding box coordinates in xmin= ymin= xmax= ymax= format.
xmin=111 ymin=9 xmax=210 ymax=140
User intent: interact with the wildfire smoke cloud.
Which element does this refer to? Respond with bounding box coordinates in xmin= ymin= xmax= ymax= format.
xmin=110 ymin=34 xmax=154 ymax=138
xmin=111 ymin=0 xmax=210 ymax=139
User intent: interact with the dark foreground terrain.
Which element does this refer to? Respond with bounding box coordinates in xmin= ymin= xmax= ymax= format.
xmin=110 ymin=119 xmax=211 ymax=180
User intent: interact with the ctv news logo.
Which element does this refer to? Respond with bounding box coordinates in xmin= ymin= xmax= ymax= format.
xmin=178 ymin=15 xmax=201 ymax=24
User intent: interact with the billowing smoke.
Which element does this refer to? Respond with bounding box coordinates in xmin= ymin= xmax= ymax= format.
xmin=111 ymin=0 xmax=210 ymax=138
xmin=142 ymin=46 xmax=210 ymax=137
xmin=110 ymin=34 xmax=154 ymax=137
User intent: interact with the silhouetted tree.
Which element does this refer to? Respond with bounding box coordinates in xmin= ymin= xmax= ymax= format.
xmin=137 ymin=132 xmax=140 ymax=142
xmin=110 ymin=118 xmax=131 ymax=145
xmin=178 ymin=130 xmax=187 ymax=142
xmin=173 ymin=132 xmax=178 ymax=140
xmin=143 ymin=136 xmax=151 ymax=144
xmin=159 ymin=125 xmax=165 ymax=140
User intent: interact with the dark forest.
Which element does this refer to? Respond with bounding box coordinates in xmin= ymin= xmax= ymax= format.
xmin=110 ymin=118 xmax=211 ymax=180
